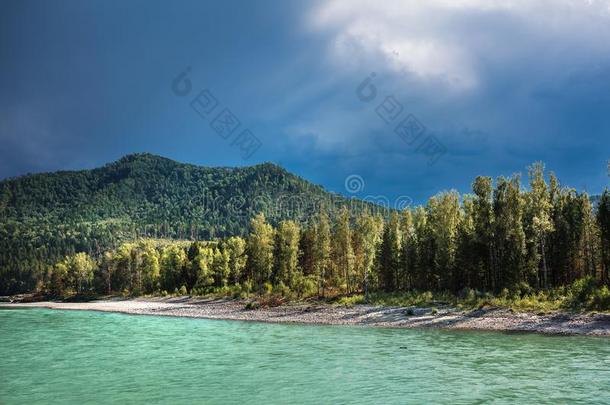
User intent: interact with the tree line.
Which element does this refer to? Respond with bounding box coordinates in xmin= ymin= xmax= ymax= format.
xmin=42 ymin=163 xmax=610 ymax=300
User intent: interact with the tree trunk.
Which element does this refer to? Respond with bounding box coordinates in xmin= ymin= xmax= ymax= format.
xmin=488 ymin=244 xmax=495 ymax=292
xmin=584 ymin=227 xmax=595 ymax=278
xmin=321 ymin=268 xmax=325 ymax=298
xmin=541 ymin=237 xmax=548 ymax=289
xmin=344 ymin=257 xmax=350 ymax=295
xmin=364 ymin=268 xmax=369 ymax=303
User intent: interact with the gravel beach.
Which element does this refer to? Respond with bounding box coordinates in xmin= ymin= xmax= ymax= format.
xmin=3 ymin=297 xmax=610 ymax=336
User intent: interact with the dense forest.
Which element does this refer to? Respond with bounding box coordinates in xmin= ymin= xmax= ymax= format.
xmin=32 ymin=161 xmax=610 ymax=309
xmin=0 ymin=154 xmax=374 ymax=294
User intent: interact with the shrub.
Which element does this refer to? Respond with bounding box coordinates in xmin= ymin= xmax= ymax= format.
xmin=569 ymin=277 xmax=598 ymax=304
xmin=213 ymin=286 xmax=235 ymax=297
xmin=178 ymin=285 xmax=188 ymax=295
xmin=274 ymin=281 xmax=291 ymax=297
xmin=242 ymin=280 xmax=253 ymax=294
xmin=258 ymin=295 xmax=285 ymax=308
xmin=510 ymin=282 xmax=533 ymax=298
xmin=459 ymin=288 xmax=477 ymax=302
xmin=296 ymin=276 xmax=318 ymax=298
xmin=232 ymin=284 xmax=243 ymax=298
xmin=244 ymin=301 xmax=260 ymax=310
xmin=478 ymin=300 xmax=494 ymax=310
xmin=337 ymin=295 xmax=364 ymax=307
xmin=589 ymin=286 xmax=610 ymax=310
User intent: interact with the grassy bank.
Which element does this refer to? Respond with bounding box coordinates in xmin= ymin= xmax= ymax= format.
xmin=171 ymin=277 xmax=610 ymax=314
xmin=334 ymin=277 xmax=610 ymax=314
xmin=12 ymin=277 xmax=610 ymax=315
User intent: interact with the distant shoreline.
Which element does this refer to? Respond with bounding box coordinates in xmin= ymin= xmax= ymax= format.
xmin=2 ymin=297 xmax=610 ymax=336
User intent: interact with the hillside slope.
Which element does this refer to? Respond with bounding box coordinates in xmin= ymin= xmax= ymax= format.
xmin=0 ymin=153 xmax=371 ymax=294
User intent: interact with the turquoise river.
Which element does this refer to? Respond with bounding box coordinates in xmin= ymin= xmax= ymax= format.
xmin=1 ymin=308 xmax=609 ymax=404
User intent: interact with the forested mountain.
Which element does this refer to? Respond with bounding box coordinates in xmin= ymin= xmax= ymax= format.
xmin=0 ymin=153 xmax=373 ymax=294
xmin=2 ymin=154 xmax=608 ymax=301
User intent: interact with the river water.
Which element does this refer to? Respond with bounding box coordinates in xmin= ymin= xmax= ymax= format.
xmin=1 ymin=308 xmax=609 ymax=404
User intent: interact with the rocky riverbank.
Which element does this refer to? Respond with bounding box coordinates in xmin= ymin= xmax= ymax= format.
xmin=2 ymin=297 xmax=610 ymax=336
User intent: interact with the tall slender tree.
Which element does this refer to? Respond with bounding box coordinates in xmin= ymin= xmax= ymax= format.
xmin=427 ymin=191 xmax=461 ymax=290
xmin=160 ymin=244 xmax=186 ymax=292
xmin=455 ymin=195 xmax=477 ymax=291
xmin=493 ymin=175 xmax=526 ymax=289
xmin=472 ymin=176 xmax=495 ymax=291
xmin=412 ymin=206 xmax=432 ymax=290
xmin=69 ymin=252 xmax=95 ymax=294
xmin=400 ymin=209 xmax=415 ymax=291
xmin=273 ymin=220 xmax=301 ymax=289
xmin=525 ymin=162 xmax=554 ymax=288
xmin=224 ymin=236 xmax=247 ymax=285
xmin=599 ymin=191 xmax=610 ymax=283
xmin=247 ymin=213 xmax=275 ymax=293
xmin=312 ymin=207 xmax=331 ymax=296
xmin=354 ymin=209 xmax=383 ymax=300
xmin=378 ymin=212 xmax=401 ymax=292
xmin=333 ymin=207 xmax=355 ymax=294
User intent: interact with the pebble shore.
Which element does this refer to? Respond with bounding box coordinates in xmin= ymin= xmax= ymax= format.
xmin=3 ymin=297 xmax=610 ymax=336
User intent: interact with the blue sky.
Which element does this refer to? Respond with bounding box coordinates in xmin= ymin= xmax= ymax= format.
xmin=1 ymin=0 xmax=609 ymax=203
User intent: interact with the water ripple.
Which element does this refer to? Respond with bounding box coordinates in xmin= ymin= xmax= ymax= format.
xmin=1 ymin=309 xmax=609 ymax=404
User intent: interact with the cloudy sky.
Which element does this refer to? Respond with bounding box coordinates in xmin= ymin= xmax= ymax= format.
xmin=1 ymin=0 xmax=609 ymax=203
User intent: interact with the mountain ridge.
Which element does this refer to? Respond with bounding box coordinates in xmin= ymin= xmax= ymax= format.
xmin=0 ymin=153 xmax=375 ymax=294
